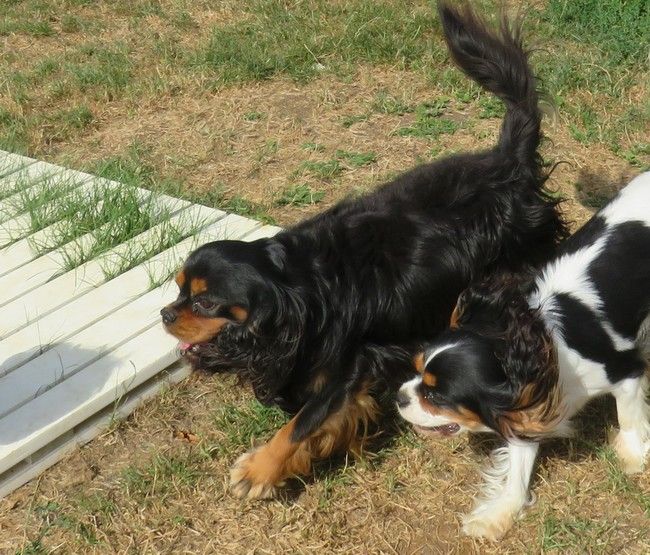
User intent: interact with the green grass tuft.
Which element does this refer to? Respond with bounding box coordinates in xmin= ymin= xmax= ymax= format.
xmin=372 ymin=91 xmax=414 ymax=115
xmin=335 ymin=150 xmax=377 ymax=168
xmin=541 ymin=514 xmax=615 ymax=553
xmin=121 ymin=454 xmax=202 ymax=500
xmin=0 ymin=108 xmax=29 ymax=153
xmin=544 ymin=0 xmax=649 ymax=66
xmin=193 ymin=0 xmax=439 ymax=84
xmin=210 ymin=400 xmax=289 ymax=457
xmin=0 ymin=18 xmax=55 ymax=37
xmin=276 ymin=184 xmax=325 ymax=206
xmin=220 ymin=195 xmax=276 ymax=224
xmin=297 ymin=159 xmax=343 ymax=180
xmin=396 ymin=99 xmax=459 ymax=139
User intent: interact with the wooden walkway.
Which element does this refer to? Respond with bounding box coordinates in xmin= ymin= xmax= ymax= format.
xmin=0 ymin=150 xmax=279 ymax=498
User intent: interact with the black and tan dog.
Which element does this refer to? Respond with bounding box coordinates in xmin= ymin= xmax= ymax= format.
xmin=161 ymin=2 xmax=567 ymax=499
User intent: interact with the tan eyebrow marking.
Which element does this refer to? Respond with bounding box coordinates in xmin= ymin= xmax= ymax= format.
xmin=190 ymin=277 xmax=208 ymax=296
xmin=413 ymin=352 xmax=425 ymax=373
xmin=175 ymin=270 xmax=186 ymax=288
xmin=422 ymin=372 xmax=437 ymax=387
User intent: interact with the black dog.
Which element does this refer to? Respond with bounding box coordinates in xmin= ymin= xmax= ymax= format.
xmin=161 ymin=2 xmax=567 ymax=499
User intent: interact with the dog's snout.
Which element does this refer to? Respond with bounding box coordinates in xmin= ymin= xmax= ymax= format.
xmin=160 ymin=307 xmax=177 ymax=324
xmin=396 ymin=389 xmax=410 ymax=409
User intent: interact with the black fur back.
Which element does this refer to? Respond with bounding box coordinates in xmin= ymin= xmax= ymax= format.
xmin=181 ymin=2 xmax=568 ymax=443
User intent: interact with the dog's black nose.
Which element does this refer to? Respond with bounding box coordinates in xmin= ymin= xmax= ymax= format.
xmin=396 ymin=390 xmax=410 ymax=408
xmin=160 ymin=307 xmax=177 ymax=324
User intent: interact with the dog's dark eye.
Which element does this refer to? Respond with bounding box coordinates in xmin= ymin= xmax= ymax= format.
xmin=193 ymin=298 xmax=216 ymax=312
xmin=423 ymin=388 xmax=442 ymax=404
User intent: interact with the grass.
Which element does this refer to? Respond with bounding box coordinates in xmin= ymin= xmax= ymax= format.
xmin=544 ymin=0 xmax=649 ymax=66
xmin=296 ymin=159 xmax=344 ymax=181
xmin=193 ymin=0 xmax=440 ymax=84
xmin=121 ymin=453 xmax=202 ymax=501
xmin=396 ymin=99 xmax=460 ymax=139
xmin=276 ymin=184 xmax=325 ymax=206
xmin=0 ymin=1 xmax=649 ymax=552
xmin=541 ymin=515 xmax=616 ymax=553
xmin=372 ymin=91 xmax=414 ymax=115
xmin=1 ymin=165 xmax=208 ymax=282
xmin=209 ymin=400 xmax=289 ymax=458
xmin=597 ymin=447 xmax=650 ymax=515
xmin=335 ymin=150 xmax=377 ymax=167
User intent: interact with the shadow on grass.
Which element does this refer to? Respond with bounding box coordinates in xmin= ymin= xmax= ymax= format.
xmin=574 ymin=167 xmax=633 ymax=211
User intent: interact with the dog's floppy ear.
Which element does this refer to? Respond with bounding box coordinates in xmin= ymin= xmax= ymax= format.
xmin=491 ymin=299 xmax=564 ymax=439
xmin=454 ymin=272 xmax=535 ymax=332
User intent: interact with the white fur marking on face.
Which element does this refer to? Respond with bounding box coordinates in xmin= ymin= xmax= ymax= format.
xmin=424 ymin=342 xmax=460 ymax=367
xmin=396 ymin=376 xmax=456 ymax=429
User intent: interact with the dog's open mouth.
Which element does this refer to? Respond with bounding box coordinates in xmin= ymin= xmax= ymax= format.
xmin=413 ymin=423 xmax=461 ymax=437
xmin=179 ymin=342 xmax=206 ymax=356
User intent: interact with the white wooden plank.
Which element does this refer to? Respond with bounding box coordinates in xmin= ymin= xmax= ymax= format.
xmin=0 ymin=360 xmax=189 ymax=499
xmin=0 ymin=179 xmax=191 ymax=276
xmin=0 ymin=214 xmax=259 ymax=374
xmin=241 ymin=224 xmax=283 ymax=241
xmin=0 ymin=285 xmax=176 ymax=418
xmin=0 ymin=180 xmax=94 ymax=248
xmin=0 ymin=222 xmax=280 ymax=414
xmin=0 ymin=180 xmax=80 ymax=222
xmin=0 ymin=221 xmax=81 ymax=278
xmin=0 ymin=324 xmax=181 ymax=475
xmin=0 ymin=199 xmax=206 ymax=307
xmin=0 ymin=151 xmax=192 ymax=216
xmin=0 ymin=160 xmax=83 ymax=199
xmin=0 ymin=153 xmax=36 ymax=179
xmin=0 ymin=207 xmax=230 ymax=341
xmin=0 ymin=166 xmax=191 ymax=249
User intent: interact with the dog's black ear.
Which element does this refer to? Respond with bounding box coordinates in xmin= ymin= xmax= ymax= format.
xmin=456 ymin=272 xmax=534 ymax=331
xmin=264 ymin=240 xmax=287 ymax=272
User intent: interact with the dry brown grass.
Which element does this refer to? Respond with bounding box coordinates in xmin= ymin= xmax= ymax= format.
xmin=1 ymin=0 xmax=649 ymax=553
xmin=1 ymin=375 xmax=649 ymax=554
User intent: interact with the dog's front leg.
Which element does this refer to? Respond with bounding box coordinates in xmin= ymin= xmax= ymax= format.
xmin=229 ymin=413 xmax=309 ymax=499
xmin=229 ymin=382 xmax=378 ymax=499
xmin=611 ymin=374 xmax=650 ymax=474
xmin=462 ymin=440 xmax=539 ymax=541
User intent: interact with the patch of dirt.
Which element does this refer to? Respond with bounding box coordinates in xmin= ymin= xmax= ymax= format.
xmin=37 ymin=65 xmax=643 ymax=229
xmin=1 ymin=4 xmax=649 ymax=552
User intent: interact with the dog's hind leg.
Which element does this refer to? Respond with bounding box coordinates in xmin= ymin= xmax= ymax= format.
xmin=229 ymin=382 xmax=379 ymax=499
xmin=611 ymin=373 xmax=650 ymax=474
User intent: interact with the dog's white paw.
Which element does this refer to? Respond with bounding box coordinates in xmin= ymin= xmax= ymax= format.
xmin=612 ymin=429 xmax=648 ymax=475
xmin=462 ymin=510 xmax=515 ymax=541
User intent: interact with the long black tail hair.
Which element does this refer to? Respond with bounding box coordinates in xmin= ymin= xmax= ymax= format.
xmin=439 ymin=2 xmax=544 ymax=182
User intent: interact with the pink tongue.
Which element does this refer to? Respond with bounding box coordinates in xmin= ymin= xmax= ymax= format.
xmin=180 ymin=342 xmax=192 ymax=351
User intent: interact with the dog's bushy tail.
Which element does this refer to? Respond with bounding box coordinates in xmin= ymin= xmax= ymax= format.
xmin=439 ymin=2 xmax=542 ymax=175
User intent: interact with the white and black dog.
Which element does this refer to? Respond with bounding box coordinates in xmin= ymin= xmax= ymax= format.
xmin=398 ymin=172 xmax=650 ymax=540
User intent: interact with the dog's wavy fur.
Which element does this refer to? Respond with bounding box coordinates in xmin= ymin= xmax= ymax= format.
xmin=162 ymin=1 xmax=567 ymax=497
xmin=397 ymin=172 xmax=650 ymax=540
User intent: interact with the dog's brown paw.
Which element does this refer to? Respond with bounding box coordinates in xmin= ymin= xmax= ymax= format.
xmin=229 ymin=448 xmax=286 ymax=499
